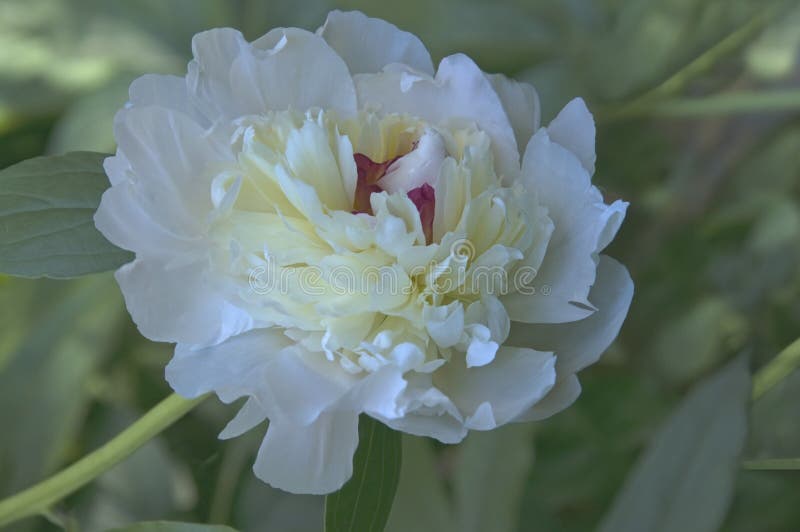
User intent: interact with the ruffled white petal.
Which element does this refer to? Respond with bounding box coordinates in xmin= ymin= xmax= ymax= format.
xmin=94 ymin=178 xmax=197 ymax=259
xmin=117 ymin=258 xmax=253 ymax=346
xmin=105 ymin=106 xmax=228 ymax=240
xmin=379 ymin=373 xmax=467 ymax=444
xmin=219 ymin=397 xmax=268 ymax=439
xmin=188 ymin=28 xmax=357 ymax=121
xmin=435 ymin=346 xmax=556 ymax=430
xmin=318 ymin=10 xmax=434 ymax=76
xmin=355 ymin=54 xmax=520 ymax=180
xmin=508 ymin=256 xmax=634 ymax=375
xmin=513 ymin=374 xmax=582 ymax=422
xmin=504 ymin=120 xmax=628 ymax=324
xmin=254 ymin=411 xmax=359 ymax=494
xmin=488 ymin=73 xmax=541 ymax=152
xmin=127 ymin=74 xmax=209 ymax=127
xmin=546 ymin=97 xmax=595 ymax=174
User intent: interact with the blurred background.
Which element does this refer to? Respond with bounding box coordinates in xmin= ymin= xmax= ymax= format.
xmin=1 ymin=0 xmax=799 ymax=531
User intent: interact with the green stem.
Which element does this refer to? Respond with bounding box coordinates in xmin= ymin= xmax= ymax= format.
xmin=739 ymin=339 xmax=800 ymax=471
xmin=0 ymin=393 xmax=208 ymax=528
xmin=599 ymin=0 xmax=790 ymax=122
xmin=742 ymin=458 xmax=800 ymax=470
xmin=753 ymin=336 xmax=800 ymax=400
xmin=612 ymin=89 xmax=800 ymax=119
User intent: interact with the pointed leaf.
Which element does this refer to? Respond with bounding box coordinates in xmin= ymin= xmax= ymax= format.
xmin=0 ymin=151 xmax=132 ymax=278
xmin=325 ymin=416 xmax=402 ymax=532
xmin=454 ymin=424 xmax=535 ymax=532
xmin=385 ymin=436 xmax=455 ymax=532
xmin=598 ymin=358 xmax=751 ymax=532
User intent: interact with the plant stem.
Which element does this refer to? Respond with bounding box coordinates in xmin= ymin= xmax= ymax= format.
xmin=742 ymin=458 xmax=800 ymax=470
xmin=752 ymin=336 xmax=800 ymax=400
xmin=0 ymin=393 xmax=208 ymax=528
xmin=599 ymin=0 xmax=790 ymax=122
xmin=610 ymin=90 xmax=800 ymax=119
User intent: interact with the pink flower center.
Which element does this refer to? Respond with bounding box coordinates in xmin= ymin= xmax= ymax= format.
xmin=352 ymin=152 xmax=436 ymax=244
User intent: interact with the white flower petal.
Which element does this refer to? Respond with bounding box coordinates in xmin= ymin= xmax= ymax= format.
xmin=94 ymin=178 xmax=196 ymax=259
xmin=168 ymin=330 xmax=351 ymax=425
xmin=284 ymin=118 xmax=351 ymax=211
xmin=109 ymin=106 xmax=227 ymax=237
xmin=546 ymin=97 xmax=596 ymax=174
xmin=378 ymin=374 xmax=467 ymax=443
xmin=436 ymin=346 xmax=556 ymax=429
xmin=488 ymin=73 xmax=541 ymax=151
xmin=248 ymin=28 xmax=358 ymax=115
xmin=383 ymin=413 xmax=467 ymax=444
xmin=508 ymin=256 xmax=634 ymax=375
xmin=254 ymin=411 xmax=359 ymax=494
xmin=355 ymin=54 xmax=520 ymax=180
xmin=505 ymin=124 xmax=627 ymax=324
xmin=167 ymin=329 xmax=288 ymax=399
xmin=464 ymin=327 xmax=499 ymax=368
xmin=424 ymin=301 xmax=465 ymax=348
xmin=513 ymin=374 xmax=582 ymax=422
xmin=128 ymin=74 xmax=208 ymax=126
xmin=318 ymin=10 xmax=434 ymax=75
xmin=219 ymin=397 xmax=268 ymax=439
xmin=380 ymin=128 xmax=445 ymax=193
xmin=119 ymin=258 xmax=253 ymax=346
xmin=345 ymin=366 xmax=408 ymax=420
xmin=188 ymin=28 xmax=357 ymax=120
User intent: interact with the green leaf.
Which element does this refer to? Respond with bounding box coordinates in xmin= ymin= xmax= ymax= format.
xmin=385 ymin=436 xmax=455 ymax=532
xmin=597 ymin=358 xmax=751 ymax=532
xmin=107 ymin=522 xmax=239 ymax=532
xmin=0 ymin=151 xmax=132 ymax=278
xmin=0 ymin=275 xmax=125 ymax=500
xmin=324 ymin=416 xmax=402 ymax=532
xmin=454 ymin=424 xmax=535 ymax=532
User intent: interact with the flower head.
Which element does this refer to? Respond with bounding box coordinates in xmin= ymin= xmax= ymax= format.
xmin=95 ymin=10 xmax=633 ymax=494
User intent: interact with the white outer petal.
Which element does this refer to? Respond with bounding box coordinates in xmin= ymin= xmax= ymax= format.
xmin=167 ymin=328 xmax=290 ymax=399
xmin=488 ymin=73 xmax=541 ymax=152
xmin=513 ymin=374 xmax=582 ymax=422
xmin=254 ymin=411 xmax=359 ymax=494
xmin=187 ymin=27 xmax=357 ymax=121
xmin=435 ymin=346 xmax=556 ymax=430
xmin=508 ymin=256 xmax=634 ymax=375
xmin=546 ymin=97 xmax=596 ymax=174
xmin=118 ymin=258 xmax=253 ymax=346
xmin=127 ymin=73 xmax=209 ymax=127
xmin=318 ymin=10 xmax=434 ymax=75
xmin=105 ymin=106 xmax=229 ymax=239
xmin=219 ymin=397 xmax=268 ymax=440
xmin=505 ymin=120 xmax=628 ymax=324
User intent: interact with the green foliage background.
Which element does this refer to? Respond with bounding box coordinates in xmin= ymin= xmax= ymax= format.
xmin=1 ymin=0 xmax=799 ymax=531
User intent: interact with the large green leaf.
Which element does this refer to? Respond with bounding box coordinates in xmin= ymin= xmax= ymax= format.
xmin=385 ymin=436 xmax=454 ymax=532
xmin=324 ymin=416 xmax=402 ymax=532
xmin=107 ymin=522 xmax=238 ymax=532
xmin=0 ymin=275 xmax=125 ymax=498
xmin=0 ymin=275 xmax=126 ymax=532
xmin=597 ymin=358 xmax=751 ymax=532
xmin=454 ymin=424 xmax=535 ymax=532
xmin=0 ymin=151 xmax=131 ymax=278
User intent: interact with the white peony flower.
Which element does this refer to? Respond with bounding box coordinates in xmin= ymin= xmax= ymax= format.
xmin=95 ymin=10 xmax=633 ymax=494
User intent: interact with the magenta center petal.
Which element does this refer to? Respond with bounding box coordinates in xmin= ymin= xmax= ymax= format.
xmin=407 ymin=183 xmax=435 ymax=244
xmin=352 ymin=151 xmax=436 ymax=244
xmin=352 ymin=152 xmax=399 ymax=214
